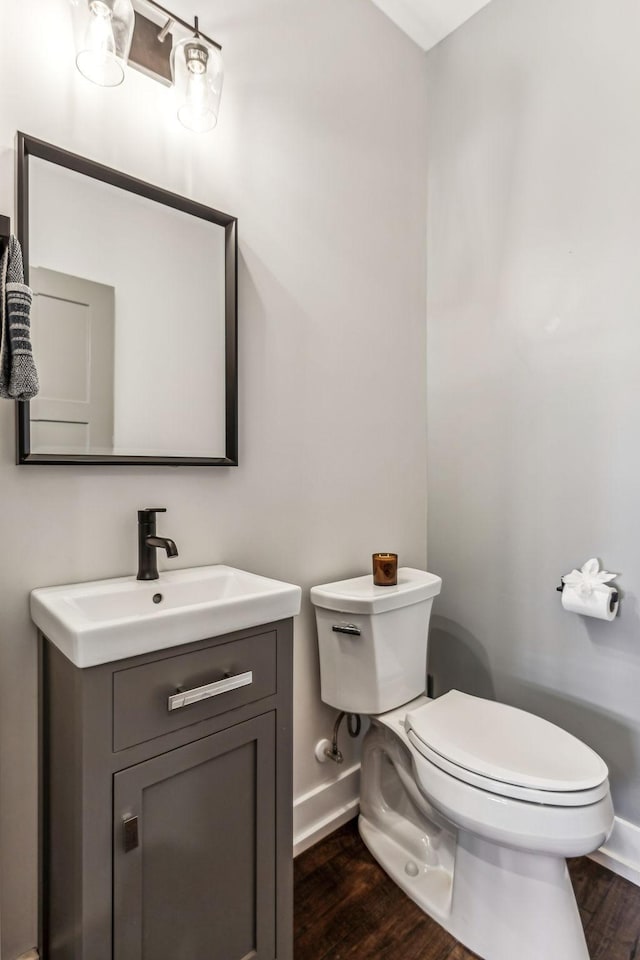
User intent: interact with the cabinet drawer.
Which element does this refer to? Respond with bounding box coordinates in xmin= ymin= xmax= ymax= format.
xmin=113 ymin=631 xmax=277 ymax=751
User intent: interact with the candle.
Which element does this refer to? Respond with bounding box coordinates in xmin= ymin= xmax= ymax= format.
xmin=372 ymin=553 xmax=398 ymax=587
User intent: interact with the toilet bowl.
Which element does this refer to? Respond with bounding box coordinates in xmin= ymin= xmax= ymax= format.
xmin=311 ymin=569 xmax=614 ymax=960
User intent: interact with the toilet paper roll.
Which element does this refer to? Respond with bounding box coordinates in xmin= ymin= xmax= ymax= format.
xmin=561 ymin=584 xmax=619 ymax=621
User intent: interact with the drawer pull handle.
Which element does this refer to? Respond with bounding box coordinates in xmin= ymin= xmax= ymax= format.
xmin=167 ymin=671 xmax=253 ymax=712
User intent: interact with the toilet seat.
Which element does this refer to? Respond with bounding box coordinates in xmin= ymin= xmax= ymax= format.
xmin=405 ymin=691 xmax=609 ymax=807
xmin=372 ymin=704 xmax=613 ymax=858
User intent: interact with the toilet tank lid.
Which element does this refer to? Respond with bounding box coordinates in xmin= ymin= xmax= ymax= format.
xmin=406 ymin=691 xmax=609 ymax=792
xmin=310 ymin=568 xmax=442 ymax=615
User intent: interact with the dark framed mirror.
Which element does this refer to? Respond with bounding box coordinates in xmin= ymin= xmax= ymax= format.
xmin=16 ymin=132 xmax=237 ymax=466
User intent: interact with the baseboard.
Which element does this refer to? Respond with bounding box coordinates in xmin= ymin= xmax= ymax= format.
xmin=590 ymin=816 xmax=640 ymax=887
xmin=293 ymin=763 xmax=360 ymax=857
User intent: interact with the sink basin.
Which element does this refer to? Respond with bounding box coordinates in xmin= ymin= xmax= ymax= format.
xmin=31 ymin=565 xmax=302 ymax=668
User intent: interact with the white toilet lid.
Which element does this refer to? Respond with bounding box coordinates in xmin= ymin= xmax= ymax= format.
xmin=405 ymin=690 xmax=608 ymax=793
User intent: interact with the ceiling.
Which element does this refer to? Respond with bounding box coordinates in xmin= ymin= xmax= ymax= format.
xmin=370 ymin=0 xmax=494 ymax=51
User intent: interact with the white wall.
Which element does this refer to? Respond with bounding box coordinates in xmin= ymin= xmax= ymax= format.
xmin=0 ymin=0 xmax=428 ymax=954
xmin=426 ymin=0 xmax=640 ymax=866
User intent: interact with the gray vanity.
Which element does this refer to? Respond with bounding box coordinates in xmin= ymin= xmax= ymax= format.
xmin=33 ymin=566 xmax=301 ymax=960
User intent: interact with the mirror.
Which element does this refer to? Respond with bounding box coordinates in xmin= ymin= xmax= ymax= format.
xmin=16 ymin=133 xmax=237 ymax=465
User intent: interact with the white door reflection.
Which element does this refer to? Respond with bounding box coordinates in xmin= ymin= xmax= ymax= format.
xmin=30 ymin=268 xmax=115 ymax=454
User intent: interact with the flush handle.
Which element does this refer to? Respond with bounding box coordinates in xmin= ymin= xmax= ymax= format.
xmin=167 ymin=671 xmax=253 ymax=711
xmin=332 ymin=624 xmax=361 ymax=636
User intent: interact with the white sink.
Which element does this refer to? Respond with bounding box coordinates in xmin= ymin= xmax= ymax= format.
xmin=31 ymin=565 xmax=302 ymax=668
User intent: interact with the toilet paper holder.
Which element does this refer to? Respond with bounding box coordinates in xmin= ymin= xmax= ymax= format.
xmin=556 ymin=557 xmax=620 ymax=617
xmin=556 ymin=579 xmax=619 ymax=609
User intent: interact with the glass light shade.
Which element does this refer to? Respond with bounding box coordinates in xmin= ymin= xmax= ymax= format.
xmin=171 ymin=37 xmax=224 ymax=133
xmin=71 ymin=0 xmax=134 ymax=87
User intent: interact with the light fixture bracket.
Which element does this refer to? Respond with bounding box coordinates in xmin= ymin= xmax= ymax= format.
xmin=125 ymin=1 xmax=221 ymax=87
xmin=128 ymin=10 xmax=173 ymax=85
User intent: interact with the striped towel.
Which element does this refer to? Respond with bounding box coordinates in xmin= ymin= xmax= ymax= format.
xmin=0 ymin=235 xmax=39 ymax=400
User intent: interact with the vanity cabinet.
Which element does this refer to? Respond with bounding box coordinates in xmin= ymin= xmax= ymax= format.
xmin=41 ymin=619 xmax=294 ymax=960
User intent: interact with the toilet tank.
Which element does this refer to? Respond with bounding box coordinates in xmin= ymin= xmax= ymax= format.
xmin=310 ymin=568 xmax=442 ymax=715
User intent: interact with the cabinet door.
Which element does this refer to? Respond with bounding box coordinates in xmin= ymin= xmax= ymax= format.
xmin=113 ymin=713 xmax=276 ymax=960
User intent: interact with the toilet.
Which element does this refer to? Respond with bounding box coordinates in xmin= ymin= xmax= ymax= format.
xmin=310 ymin=568 xmax=614 ymax=960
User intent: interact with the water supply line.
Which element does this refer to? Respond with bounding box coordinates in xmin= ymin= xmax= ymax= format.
xmin=324 ymin=711 xmax=361 ymax=764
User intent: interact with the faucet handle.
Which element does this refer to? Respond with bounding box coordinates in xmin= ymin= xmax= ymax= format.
xmin=138 ymin=507 xmax=167 ymax=521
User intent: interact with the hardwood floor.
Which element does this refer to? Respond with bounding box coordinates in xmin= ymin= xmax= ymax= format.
xmin=294 ymin=819 xmax=640 ymax=960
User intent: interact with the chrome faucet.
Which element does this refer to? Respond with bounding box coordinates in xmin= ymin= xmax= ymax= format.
xmin=137 ymin=508 xmax=179 ymax=581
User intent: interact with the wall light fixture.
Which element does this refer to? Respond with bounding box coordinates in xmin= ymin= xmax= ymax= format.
xmin=70 ymin=0 xmax=224 ymax=131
